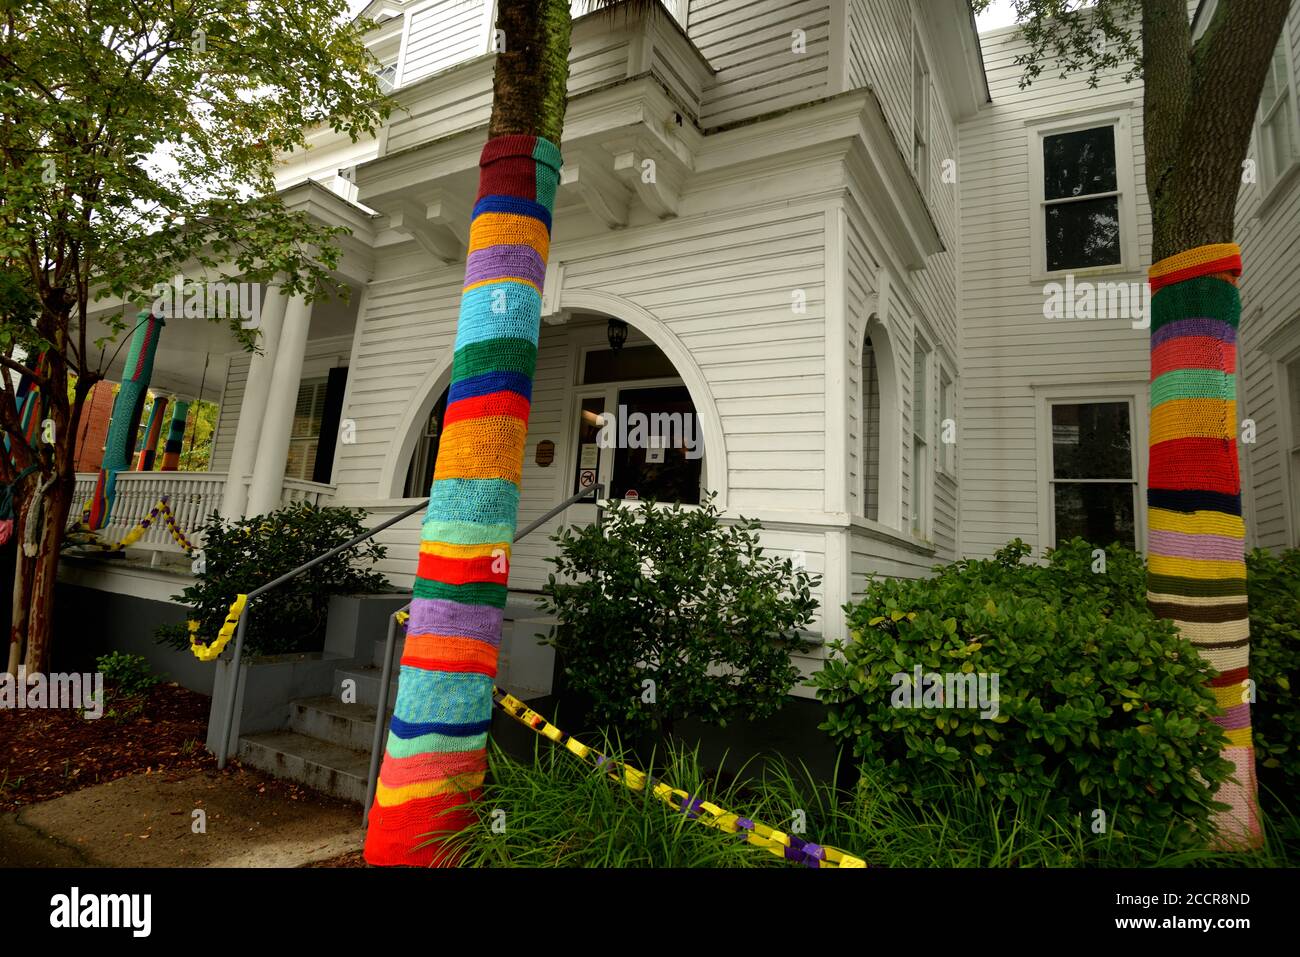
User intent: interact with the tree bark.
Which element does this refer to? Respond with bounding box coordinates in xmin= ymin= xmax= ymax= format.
xmin=22 ymin=477 xmax=71 ymax=674
xmin=363 ymin=0 xmax=573 ymax=867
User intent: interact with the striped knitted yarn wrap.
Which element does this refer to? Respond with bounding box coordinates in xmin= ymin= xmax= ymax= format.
xmin=364 ymin=135 xmax=563 ymax=867
xmin=88 ymin=313 xmax=164 ymax=530
xmin=1146 ymin=242 xmax=1259 ymax=844
xmin=159 ymin=400 xmax=190 ymax=471
xmin=136 ymin=396 xmax=168 ymax=471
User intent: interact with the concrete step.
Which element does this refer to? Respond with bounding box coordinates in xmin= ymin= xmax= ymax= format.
xmin=289 ymin=695 xmax=378 ymax=752
xmin=238 ymin=730 xmax=370 ymax=804
xmin=334 ymin=665 xmax=397 ymax=710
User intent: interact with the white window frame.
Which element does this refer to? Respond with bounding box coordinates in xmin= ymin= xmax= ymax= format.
xmin=911 ymin=26 xmax=931 ymax=201
xmin=1027 ymin=107 xmax=1140 ymax=282
xmin=938 ymin=363 xmax=956 ymax=478
xmin=1034 ymin=384 xmax=1148 ymax=553
xmin=1254 ymin=22 xmax=1300 ymax=204
xmin=1269 ymin=324 xmax=1300 ymax=548
xmin=911 ymin=331 xmax=933 ymax=540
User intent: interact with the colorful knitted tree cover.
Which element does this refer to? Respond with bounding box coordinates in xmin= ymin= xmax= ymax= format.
xmin=136 ymin=395 xmax=168 ymax=471
xmin=1146 ymin=242 xmax=1258 ymax=843
xmin=160 ymin=400 xmax=190 ymax=471
xmin=87 ymin=313 xmax=163 ymax=530
xmin=5 ymin=352 xmax=47 ymax=463
xmin=364 ymin=134 xmax=562 ymax=867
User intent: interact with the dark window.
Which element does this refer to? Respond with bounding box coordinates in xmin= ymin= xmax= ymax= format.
xmin=582 ymin=344 xmax=677 ymax=385
xmin=609 ymin=385 xmax=702 ymax=505
xmin=403 ymin=388 xmax=448 ymax=498
xmin=1050 ymin=401 xmax=1135 ymax=548
xmin=1042 ymin=125 xmax=1121 ymax=271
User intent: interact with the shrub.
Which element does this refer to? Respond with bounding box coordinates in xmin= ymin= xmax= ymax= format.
xmin=540 ymin=495 xmax=818 ymax=738
xmin=813 ymin=539 xmax=1233 ymax=846
xmin=157 ymin=503 xmax=388 ymax=657
xmin=95 ymin=651 xmax=160 ymax=697
xmin=1246 ymin=547 xmax=1300 ymax=810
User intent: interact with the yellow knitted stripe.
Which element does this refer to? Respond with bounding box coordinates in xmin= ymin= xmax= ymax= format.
xmin=419 ymin=540 xmax=511 ymax=561
xmin=373 ymin=773 xmax=487 ymax=806
xmin=462 ymin=276 xmax=542 ymax=296
xmin=467 ymin=212 xmax=550 ymax=259
xmin=1149 ymin=554 xmax=1246 ymax=580
xmin=1150 ymin=398 xmax=1235 ymax=444
xmin=1212 ymin=683 xmax=1250 ymax=709
xmin=1148 ymin=243 xmax=1241 ymax=280
xmin=1149 ymin=508 xmax=1245 ymax=538
xmin=1224 ymin=727 xmax=1252 ymax=748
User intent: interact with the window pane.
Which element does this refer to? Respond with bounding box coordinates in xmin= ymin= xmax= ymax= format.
xmin=862 ymin=335 xmax=880 ymax=522
xmin=1045 ymin=196 xmax=1121 ymax=271
xmin=582 ymin=343 xmax=678 ymax=384
xmin=1053 ymin=481 xmax=1135 ymax=548
xmin=1264 ymin=102 xmax=1297 ymax=177
xmin=609 ymin=385 xmax=702 ymax=505
xmin=1043 ymin=126 xmax=1117 ymax=200
xmin=1289 ymin=358 xmax=1300 ymax=447
xmin=1052 ymin=402 xmax=1132 ymax=479
xmin=573 ymin=396 xmax=606 ymax=495
xmin=913 ymin=343 xmax=928 ymax=439
xmin=1261 ymin=44 xmax=1286 ymax=112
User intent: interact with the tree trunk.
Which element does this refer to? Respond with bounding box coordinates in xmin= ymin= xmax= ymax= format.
xmin=21 ymin=478 xmax=72 ymax=675
xmin=7 ymin=547 xmax=31 ymax=677
xmin=363 ymin=0 xmax=573 ymax=867
xmin=1141 ymin=0 xmax=1291 ymax=848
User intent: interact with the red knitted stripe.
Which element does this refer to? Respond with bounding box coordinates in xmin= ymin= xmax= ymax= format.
xmin=417 ymin=552 xmax=509 ymax=586
xmin=362 ymin=790 xmax=481 ymax=867
xmin=476 ymin=135 xmax=539 ymax=203
xmin=1151 ymin=337 xmax=1235 ymax=379
xmin=1209 ymin=667 xmax=1251 ymax=687
xmin=1149 ymin=437 xmax=1240 ymax=494
xmin=401 ymin=656 xmax=498 ymax=677
xmin=1149 ymin=254 xmax=1242 ymax=292
xmin=444 ymin=390 xmax=531 ymax=427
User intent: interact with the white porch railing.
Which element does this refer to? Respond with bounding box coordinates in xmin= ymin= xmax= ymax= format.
xmin=70 ymin=472 xmax=336 ymax=552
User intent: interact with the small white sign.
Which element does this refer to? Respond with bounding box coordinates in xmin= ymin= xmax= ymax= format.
xmin=579 ymin=469 xmax=597 ymax=488
xmin=645 ymin=445 xmax=665 ymax=464
xmin=579 ymin=443 xmax=598 ymax=469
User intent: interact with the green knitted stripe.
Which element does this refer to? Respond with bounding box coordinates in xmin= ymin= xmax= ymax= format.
xmin=1150 ymin=369 xmax=1236 ymax=406
xmin=1151 ymin=276 xmax=1240 ymax=333
xmin=1146 ymin=573 xmax=1247 ymax=598
xmin=385 ymin=728 xmax=488 ymax=757
xmin=452 ymin=338 xmax=538 ymax=382
xmin=412 ymin=579 xmax=509 ymax=609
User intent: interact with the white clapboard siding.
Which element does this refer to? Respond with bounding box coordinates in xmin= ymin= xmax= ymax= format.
xmin=1233 ymin=2 xmax=1300 ymax=551
xmin=689 ymin=0 xmax=832 ymax=127
xmin=210 ymin=337 xmax=354 ymax=475
xmin=956 ymin=22 xmax=1153 ymax=559
xmin=399 ymin=0 xmax=491 ymax=87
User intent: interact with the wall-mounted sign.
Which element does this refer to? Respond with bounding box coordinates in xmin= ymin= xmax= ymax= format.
xmin=579 ymin=469 xmax=597 ymax=488
xmin=535 ymin=440 xmax=555 ymax=467
xmin=579 ymin=443 xmax=598 ymax=469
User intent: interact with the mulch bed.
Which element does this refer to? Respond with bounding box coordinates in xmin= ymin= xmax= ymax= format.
xmin=302 ymin=850 xmax=368 ymax=867
xmin=0 ymin=681 xmax=214 ymax=812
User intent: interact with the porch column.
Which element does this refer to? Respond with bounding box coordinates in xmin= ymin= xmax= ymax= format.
xmin=244 ymin=293 xmax=313 ymax=517
xmin=218 ymin=281 xmax=289 ymax=518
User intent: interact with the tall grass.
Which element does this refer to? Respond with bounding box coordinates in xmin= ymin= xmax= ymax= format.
xmin=444 ymin=740 xmax=1297 ymax=868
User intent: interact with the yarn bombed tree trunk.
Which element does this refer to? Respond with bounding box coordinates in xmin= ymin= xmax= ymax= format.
xmin=159 ymin=400 xmax=190 ymax=471
xmin=1146 ymin=243 xmax=1259 ymax=846
xmin=136 ymin=395 xmax=168 ymax=471
xmin=87 ymin=312 xmax=163 ymax=529
xmin=363 ymin=136 xmax=564 ymax=866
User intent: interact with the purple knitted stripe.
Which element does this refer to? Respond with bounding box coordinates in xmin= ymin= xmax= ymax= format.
xmin=464 ymin=244 xmax=546 ymax=289
xmin=407 ymin=598 xmax=503 ymax=646
xmin=1151 ymin=317 xmax=1236 ymax=349
xmin=1215 ymin=703 xmax=1251 ymax=731
xmin=1148 ymin=529 xmax=1246 ymax=562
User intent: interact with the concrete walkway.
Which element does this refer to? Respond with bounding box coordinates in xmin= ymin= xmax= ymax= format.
xmin=0 ymin=769 xmax=363 ymax=867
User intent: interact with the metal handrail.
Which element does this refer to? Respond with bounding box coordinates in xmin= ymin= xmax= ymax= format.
xmin=215 ymin=497 xmax=431 ymax=768
xmin=362 ymin=482 xmax=606 ymax=823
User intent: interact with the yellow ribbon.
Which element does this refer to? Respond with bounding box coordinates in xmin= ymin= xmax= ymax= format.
xmin=190 ymin=594 xmax=249 ymax=662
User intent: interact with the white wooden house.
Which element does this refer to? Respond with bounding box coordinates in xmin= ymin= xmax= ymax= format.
xmin=63 ymin=0 xmax=1300 ymax=697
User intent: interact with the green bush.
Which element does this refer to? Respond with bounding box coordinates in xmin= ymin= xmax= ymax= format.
xmin=540 ymin=495 xmax=818 ymax=738
xmin=95 ymin=651 xmax=160 ymax=697
xmin=157 ymin=503 xmax=388 ymax=657
xmin=813 ymin=539 xmax=1233 ymax=846
xmin=1246 ymin=547 xmax=1300 ymax=809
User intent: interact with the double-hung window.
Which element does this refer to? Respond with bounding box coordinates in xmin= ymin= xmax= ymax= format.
xmin=1257 ymin=28 xmax=1300 ymax=197
xmin=1046 ymin=399 xmax=1138 ymax=549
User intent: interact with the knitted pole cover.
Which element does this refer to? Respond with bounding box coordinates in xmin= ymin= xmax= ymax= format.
xmin=136 ymin=395 xmax=168 ymax=471
xmin=1146 ymin=242 xmax=1259 ymax=843
xmin=88 ymin=313 xmax=163 ymax=530
xmin=159 ymin=400 xmax=190 ymax=471
xmin=364 ymin=134 xmax=563 ymax=867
